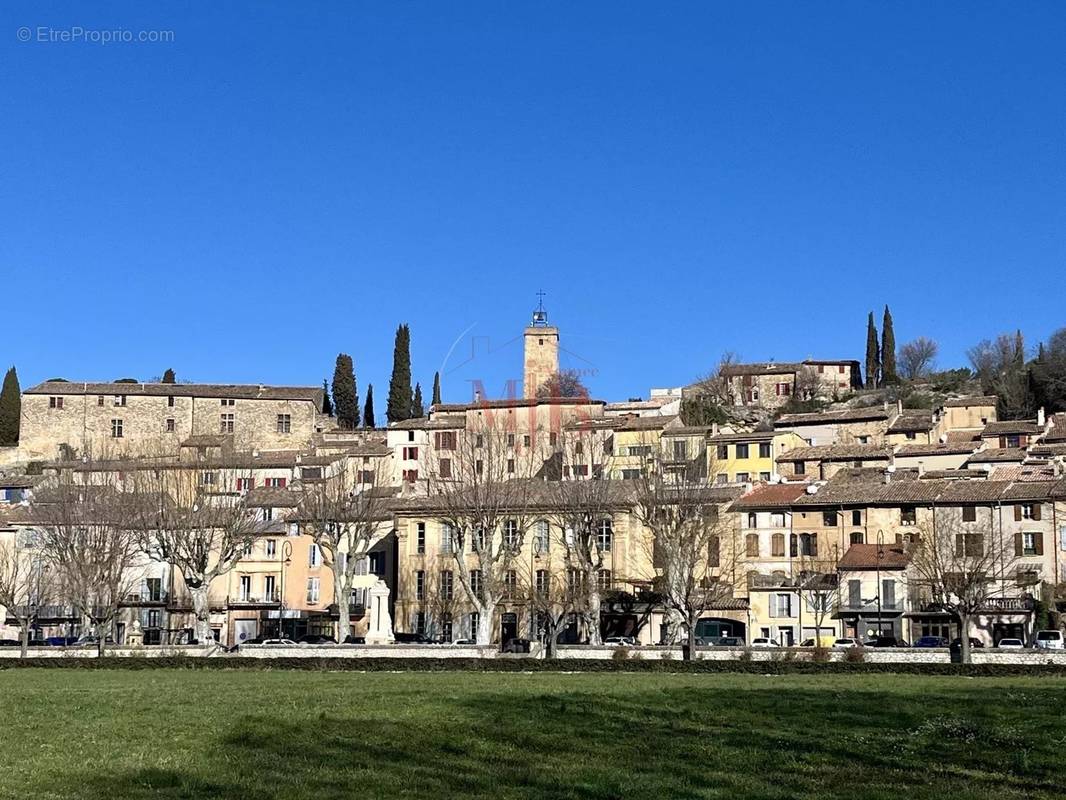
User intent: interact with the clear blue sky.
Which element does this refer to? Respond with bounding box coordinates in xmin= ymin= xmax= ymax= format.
xmin=2 ymin=3 xmax=1063 ymax=403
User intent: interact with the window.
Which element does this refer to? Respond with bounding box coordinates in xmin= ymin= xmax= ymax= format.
xmin=822 ymin=511 xmax=838 ymax=527
xmin=716 ymin=474 xmax=729 ymax=485
xmin=472 ymin=525 xmax=486 ymax=552
xmin=758 ymin=442 xmax=771 ymax=458
xmin=850 ymin=531 xmax=864 ymax=544
xmin=168 ymin=395 xmax=175 ymax=407
xmin=507 ymin=433 xmax=516 ymax=448
xmin=535 ymin=569 xmax=549 ymax=595
xmin=597 ymin=569 xmax=612 ymax=591
xmin=507 ymin=458 xmax=515 ymax=474
xmin=97 ymin=395 xmax=104 ymax=406
xmin=746 ymin=512 xmax=758 ymax=529
xmin=264 ymin=477 xmax=286 ymax=488
xmin=434 ymin=431 xmax=457 ymax=450
xmin=440 ymin=523 xmax=455 ymax=554
xmin=468 ymin=611 xmax=479 ymax=638
xmin=416 ymin=522 xmax=426 ymax=554
xmin=1017 ymin=568 xmax=1040 ymax=586
xmin=408 ymin=431 xmax=415 ymax=442
xmin=962 ymin=506 xmax=977 ymax=522
xmin=403 ymin=446 xmax=419 ymax=461
xmin=736 ymin=472 xmax=749 ymax=482
xmin=794 ymin=461 xmax=806 ymax=475
xmin=439 ymin=458 xmax=452 ymax=479
xmin=1006 ymin=435 xmax=1021 ymax=448
xmin=308 ymin=544 xmax=320 ymax=567
xmin=792 ymin=533 xmax=817 ymax=557
xmin=882 ymin=580 xmax=896 ymax=609
xmin=111 ymin=418 xmax=123 ymax=438
xmin=413 ymin=611 xmax=426 ymax=635
xmin=955 ymin=533 xmax=984 ymax=558
xmin=276 ymin=414 xmax=291 ymax=434
xmin=847 ymin=580 xmax=861 ymax=608
xmin=717 ymin=445 xmax=729 ymax=460
xmin=220 ymin=413 xmax=235 ymax=433
xmin=1021 ymin=532 xmax=1041 ymax=557
xmin=534 ymin=520 xmax=550 ymax=554
xmin=441 ymin=613 xmax=453 ymax=642
xmin=770 ymin=512 xmax=785 ymax=527
xmin=759 ymin=471 xmax=771 ymax=481
xmin=523 ymin=435 xmax=531 ymax=448
xmin=306 ymin=577 xmax=320 ymax=604
xmin=200 ymin=471 xmax=217 ymax=486
xmin=239 ymin=575 xmax=251 ymax=601
xmin=114 ymin=395 xmax=127 ymax=407
xmin=628 ymin=445 xmax=651 ymax=457
xmin=475 ymin=459 xmax=484 ymax=475
xmin=221 ymin=398 xmax=235 ymax=406
xmin=900 ymin=507 xmax=917 ymax=526
xmin=470 ymin=569 xmax=482 ymax=599
xmin=1020 ymin=503 xmax=1041 ymax=521
xmin=475 ymin=434 xmax=484 ymax=448
xmin=166 ymin=418 xmax=176 ymax=433
xmin=770 ymin=593 xmax=793 ymax=618
xmin=771 ymin=533 xmax=785 ymax=557
xmin=236 ymin=477 xmax=254 ymax=491
xmin=49 ymin=396 xmax=64 ymax=409
xmin=265 ymin=540 xmax=276 ymax=558
xmin=440 ymin=570 xmax=453 ymax=600
xmin=906 ymin=431 xmax=917 ymax=440
xmin=264 ymin=575 xmax=276 ymax=600
xmin=595 ymin=518 xmax=613 ymax=551
xmin=745 ymin=534 xmax=759 ymax=557
xmin=503 ymin=569 xmax=517 ymax=599
xmin=736 ymin=443 xmax=750 ymax=459
xmin=504 ymin=519 xmax=520 ymax=550
xmin=242 ymin=540 xmax=253 ymax=557
xmin=402 ymin=469 xmax=419 ymax=483
xmin=851 ymin=509 xmax=862 ymax=526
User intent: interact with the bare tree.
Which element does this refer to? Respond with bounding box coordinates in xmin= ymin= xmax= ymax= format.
xmin=518 ymin=551 xmax=582 ymax=658
xmin=423 ymin=419 xmax=541 ymax=645
xmin=297 ymin=459 xmax=394 ymax=642
xmin=631 ymin=459 xmax=739 ymax=660
xmin=899 ymin=337 xmax=939 ymax=380
xmin=909 ymin=509 xmax=1018 ymax=663
xmin=0 ymin=533 xmax=55 ymax=657
xmin=33 ymin=480 xmax=140 ymax=656
xmin=536 ymin=370 xmax=589 ymax=399
xmin=685 ymin=352 xmax=740 ymax=407
xmin=796 ymin=554 xmax=839 ymax=652
xmin=127 ymin=464 xmax=260 ymax=644
xmin=967 ymin=331 xmax=1033 ymax=419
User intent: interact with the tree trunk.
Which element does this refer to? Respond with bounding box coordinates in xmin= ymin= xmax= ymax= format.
xmin=475 ymin=598 xmax=493 ymax=646
xmin=959 ymin=614 xmax=971 ymax=664
xmin=684 ymin=618 xmax=697 ymax=661
xmin=586 ymin=590 xmax=603 ymax=645
xmin=333 ymin=558 xmax=352 ymax=643
xmin=95 ymin=620 xmax=107 ymax=657
xmin=19 ymin=621 xmax=29 ymax=659
xmin=190 ymin=584 xmax=213 ymax=644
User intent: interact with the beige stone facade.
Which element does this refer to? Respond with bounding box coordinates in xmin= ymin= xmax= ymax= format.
xmin=19 ymin=381 xmax=325 ymax=461
xmin=523 ymin=325 xmax=559 ymax=398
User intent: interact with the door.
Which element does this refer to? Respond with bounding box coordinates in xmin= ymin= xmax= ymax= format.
xmin=500 ymin=613 xmax=518 ymax=644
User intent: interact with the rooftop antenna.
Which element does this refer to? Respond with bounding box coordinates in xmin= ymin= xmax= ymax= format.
xmin=531 ymin=289 xmax=548 ymax=327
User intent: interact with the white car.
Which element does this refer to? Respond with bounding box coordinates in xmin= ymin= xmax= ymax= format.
xmin=604 ymin=636 xmax=637 ymax=647
xmin=1034 ymin=630 xmax=1064 ymax=650
xmin=832 ymin=638 xmax=861 ymax=649
xmin=750 ymin=637 xmax=779 ymax=648
xmin=996 ymin=638 xmax=1025 ymax=649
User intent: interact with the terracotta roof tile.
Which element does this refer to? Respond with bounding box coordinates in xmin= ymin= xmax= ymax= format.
xmin=838 ymin=544 xmax=912 ymax=570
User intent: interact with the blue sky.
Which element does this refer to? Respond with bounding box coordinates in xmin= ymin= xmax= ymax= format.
xmin=2 ymin=3 xmax=1063 ymax=404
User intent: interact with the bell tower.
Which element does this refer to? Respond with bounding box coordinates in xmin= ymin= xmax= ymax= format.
xmin=523 ymin=291 xmax=559 ymax=398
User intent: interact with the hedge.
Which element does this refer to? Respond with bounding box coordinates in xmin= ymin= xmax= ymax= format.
xmin=1 ymin=657 xmax=1066 ymax=677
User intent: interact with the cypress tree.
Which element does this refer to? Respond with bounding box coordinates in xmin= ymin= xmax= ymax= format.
xmin=161 ymin=368 xmax=176 ymax=384
xmin=321 ymin=379 xmax=334 ymax=416
xmin=412 ymin=382 xmax=424 ymax=418
xmin=431 ymin=371 xmax=441 ymax=406
xmin=881 ymin=306 xmax=897 ymax=384
xmin=0 ymin=366 xmax=20 ymax=446
xmin=363 ymin=384 xmax=376 ymax=428
xmin=332 ymin=353 xmax=359 ymax=430
xmin=865 ymin=312 xmax=880 ymax=390
xmin=387 ymin=324 xmax=414 ymax=423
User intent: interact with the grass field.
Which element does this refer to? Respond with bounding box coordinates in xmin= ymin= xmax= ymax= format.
xmin=0 ymin=670 xmax=1064 ymax=799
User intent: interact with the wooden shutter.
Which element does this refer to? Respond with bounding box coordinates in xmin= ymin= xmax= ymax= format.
xmin=1014 ymin=532 xmax=1023 ymax=557
xmin=1033 ymin=504 xmax=1042 ymax=521
xmin=789 ymin=534 xmax=797 ymax=558
xmin=811 ymin=534 xmax=818 ymax=557
xmin=1035 ymin=532 xmax=1044 ymax=556
xmin=1014 ymin=505 xmax=1023 ymax=522
xmin=955 ymin=534 xmax=964 ymax=557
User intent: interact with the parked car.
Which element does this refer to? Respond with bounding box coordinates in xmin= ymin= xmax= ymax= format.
xmin=342 ymin=635 xmax=366 ymax=645
xmin=996 ymin=638 xmax=1025 ymax=649
xmin=799 ymin=635 xmax=836 ymax=648
xmin=1034 ymin=630 xmax=1065 ymax=650
xmin=864 ymin=636 xmax=909 ymax=648
xmin=393 ymin=632 xmax=434 ymax=644
xmin=832 ymin=638 xmax=861 ymax=649
xmin=0 ymin=639 xmax=22 ymax=647
xmin=501 ymin=638 xmax=531 ymax=654
xmin=914 ymin=636 xmax=949 ymax=648
xmin=297 ymin=634 xmax=337 ymax=645
xmin=713 ymin=636 xmax=743 ymax=647
xmin=949 ymin=637 xmax=984 ymax=651
xmin=750 ymin=637 xmax=779 ymax=648
xmin=604 ymin=636 xmax=637 ymax=647
xmin=451 ymin=638 xmax=476 ymax=645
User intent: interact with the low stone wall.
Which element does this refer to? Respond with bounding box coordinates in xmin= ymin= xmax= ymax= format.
xmin=235 ymin=644 xmax=506 ymax=659
xmin=0 ymin=645 xmax=215 ymax=659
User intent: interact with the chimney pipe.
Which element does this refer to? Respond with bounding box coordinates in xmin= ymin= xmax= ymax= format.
xmin=1037 ymin=407 xmax=1046 ymax=427
xmin=917 ymin=460 xmax=925 ymax=477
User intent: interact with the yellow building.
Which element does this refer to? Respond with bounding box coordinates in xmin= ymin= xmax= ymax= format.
xmin=707 ymin=431 xmax=807 ymax=484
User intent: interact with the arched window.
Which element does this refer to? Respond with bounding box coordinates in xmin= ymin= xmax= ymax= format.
xmin=597 ymin=518 xmax=613 ymax=551
xmin=745 ymin=533 xmax=759 ymax=557
xmin=771 ymin=533 xmax=785 ymax=558
xmin=850 ymin=531 xmax=864 ymax=545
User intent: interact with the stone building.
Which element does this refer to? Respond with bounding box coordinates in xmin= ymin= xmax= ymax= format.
xmin=18 ymin=381 xmax=326 ymax=461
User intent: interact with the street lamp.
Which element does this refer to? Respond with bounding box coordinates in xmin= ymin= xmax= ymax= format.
xmin=277 ymin=540 xmax=293 ymax=639
xmin=875 ymin=529 xmax=885 ymax=640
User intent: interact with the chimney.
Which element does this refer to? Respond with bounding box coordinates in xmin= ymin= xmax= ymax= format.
xmin=711 ymin=422 xmax=719 ymax=437
xmin=1037 ymin=407 xmax=1046 ymax=427
xmin=884 ymin=465 xmax=896 ymax=484
xmin=474 ymin=389 xmax=482 ymax=403
xmin=252 ymin=448 xmax=260 ymax=459
xmin=897 ymin=398 xmax=903 ymax=416
xmin=917 ymin=460 xmax=925 ymax=477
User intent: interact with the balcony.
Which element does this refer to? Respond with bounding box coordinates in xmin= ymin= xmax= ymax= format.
xmin=982 ymin=597 xmax=1035 ymax=613
xmin=122 ymin=586 xmax=169 ymax=606
xmin=229 ymin=591 xmax=282 ymax=607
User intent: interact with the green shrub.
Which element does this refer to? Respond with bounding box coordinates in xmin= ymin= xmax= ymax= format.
xmin=611 ymin=647 xmax=630 ymax=661
xmin=844 ymin=647 xmax=866 ymax=664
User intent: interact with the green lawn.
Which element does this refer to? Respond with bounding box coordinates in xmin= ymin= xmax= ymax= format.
xmin=0 ymin=670 xmax=1064 ymax=799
